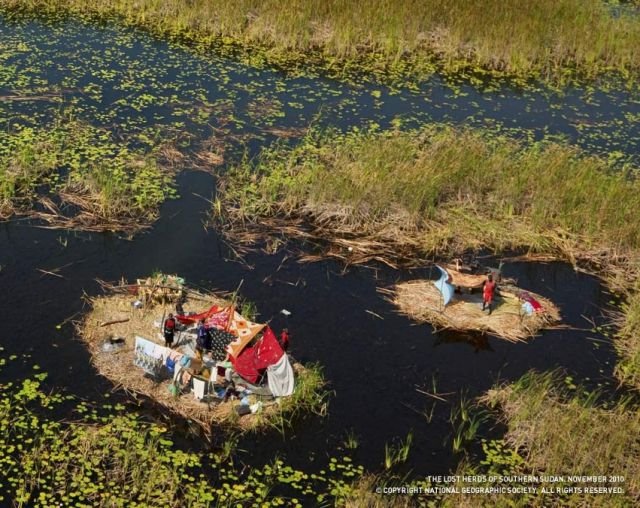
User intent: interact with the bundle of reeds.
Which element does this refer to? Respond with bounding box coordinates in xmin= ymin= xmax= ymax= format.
xmin=136 ymin=274 xmax=185 ymax=305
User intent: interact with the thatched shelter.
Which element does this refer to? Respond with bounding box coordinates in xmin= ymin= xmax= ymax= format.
xmin=385 ymin=280 xmax=560 ymax=342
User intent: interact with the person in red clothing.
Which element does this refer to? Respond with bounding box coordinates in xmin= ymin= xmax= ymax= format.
xmin=482 ymin=274 xmax=497 ymax=314
xmin=163 ymin=313 xmax=176 ymax=347
xmin=279 ymin=328 xmax=290 ymax=352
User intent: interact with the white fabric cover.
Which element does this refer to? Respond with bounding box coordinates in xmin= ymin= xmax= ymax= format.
xmin=192 ymin=377 xmax=206 ymax=400
xmin=267 ymin=354 xmax=295 ymax=397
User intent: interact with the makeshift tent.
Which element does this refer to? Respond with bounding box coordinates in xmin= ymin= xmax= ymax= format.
xmin=231 ymin=327 xmax=286 ymax=385
xmin=176 ymin=305 xmax=265 ymax=359
xmin=232 ymin=349 xmax=261 ymax=384
xmin=175 ymin=305 xmax=223 ymax=325
xmin=434 ymin=265 xmax=455 ymax=306
xmin=204 ymin=306 xmax=232 ymax=329
xmin=225 ymin=309 xmax=266 ymax=358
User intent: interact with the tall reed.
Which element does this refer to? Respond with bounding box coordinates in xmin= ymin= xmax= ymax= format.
xmin=475 ymin=371 xmax=640 ymax=505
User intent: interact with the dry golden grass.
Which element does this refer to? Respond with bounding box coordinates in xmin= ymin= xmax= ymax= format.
xmin=385 ymin=281 xmax=560 ymax=342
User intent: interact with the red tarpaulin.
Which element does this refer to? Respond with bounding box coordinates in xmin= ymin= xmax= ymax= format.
xmin=178 ymin=305 xmax=266 ymax=359
xmin=204 ymin=307 xmax=232 ymax=329
xmin=231 ymin=327 xmax=284 ymax=384
xmin=254 ymin=327 xmax=284 ymax=369
xmin=175 ymin=305 xmax=221 ymax=325
xmin=231 ymin=347 xmax=261 ymax=384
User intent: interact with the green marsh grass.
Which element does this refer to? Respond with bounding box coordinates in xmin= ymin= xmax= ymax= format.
xmin=258 ymin=362 xmax=330 ymax=434
xmin=384 ymin=432 xmax=413 ymax=470
xmin=614 ymin=285 xmax=640 ymax=390
xmin=449 ymin=396 xmax=490 ymax=454
xmin=218 ymin=124 xmax=640 ymax=395
xmin=218 ymin=125 xmax=640 ymax=261
xmin=342 ymin=473 xmax=428 ymax=508
xmin=451 ymin=370 xmax=640 ymax=507
xmin=0 ymin=357 xmax=360 ymax=507
xmin=0 ymin=124 xmax=64 ymax=218
xmin=4 ymin=0 xmax=640 ymax=83
xmin=343 ymin=429 xmax=360 ymax=450
xmin=0 ymin=119 xmax=177 ymax=231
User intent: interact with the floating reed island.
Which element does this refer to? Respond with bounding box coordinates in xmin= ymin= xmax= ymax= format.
xmin=383 ymin=265 xmax=561 ymax=342
xmin=78 ymin=274 xmax=326 ymax=433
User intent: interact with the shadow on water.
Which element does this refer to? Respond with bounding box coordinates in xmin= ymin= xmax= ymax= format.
xmin=0 ymin=170 xmax=618 ymax=474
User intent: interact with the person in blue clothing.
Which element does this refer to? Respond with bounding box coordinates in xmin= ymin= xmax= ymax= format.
xmin=196 ymin=319 xmax=211 ymax=356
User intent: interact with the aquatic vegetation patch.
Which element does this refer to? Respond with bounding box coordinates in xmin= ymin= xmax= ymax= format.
xmin=2 ymin=14 xmax=640 ymax=173
xmin=613 ymin=284 xmax=640 ymax=391
xmin=437 ymin=371 xmax=640 ymax=507
xmin=0 ymin=356 xmax=363 ymax=507
xmin=214 ymin=125 xmax=640 ymax=268
xmin=0 ymin=119 xmax=178 ymax=232
xmin=3 ymin=0 xmax=640 ymax=85
xmin=215 ymin=124 xmax=640 ymax=392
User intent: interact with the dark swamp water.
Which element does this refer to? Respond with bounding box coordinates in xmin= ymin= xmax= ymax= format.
xmin=0 ymin=14 xmax=634 ymax=477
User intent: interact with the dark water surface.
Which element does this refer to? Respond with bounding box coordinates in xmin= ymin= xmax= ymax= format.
xmin=1 ymin=16 xmax=640 ymax=161
xmin=0 ymin=14 xmax=629 ymax=475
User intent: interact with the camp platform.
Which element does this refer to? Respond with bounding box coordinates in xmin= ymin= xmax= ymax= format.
xmin=78 ymin=275 xmax=318 ymax=433
xmin=384 ymin=266 xmax=560 ymax=342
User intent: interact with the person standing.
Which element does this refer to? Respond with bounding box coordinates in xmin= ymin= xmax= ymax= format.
xmin=482 ymin=274 xmax=497 ymax=315
xmin=163 ymin=313 xmax=176 ymax=348
xmin=196 ymin=319 xmax=210 ymax=356
xmin=279 ymin=328 xmax=290 ymax=352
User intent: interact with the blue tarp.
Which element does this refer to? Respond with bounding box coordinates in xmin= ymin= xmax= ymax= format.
xmin=433 ymin=265 xmax=455 ymax=307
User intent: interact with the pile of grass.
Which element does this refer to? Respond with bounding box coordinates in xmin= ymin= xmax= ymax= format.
xmin=385 ymin=281 xmax=560 ymax=342
xmin=0 ymin=119 xmax=177 ymax=232
xmin=3 ymin=0 xmax=640 ymax=83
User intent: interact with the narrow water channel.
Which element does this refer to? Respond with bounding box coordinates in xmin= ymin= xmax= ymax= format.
xmin=1 ymin=15 xmax=640 ymax=162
